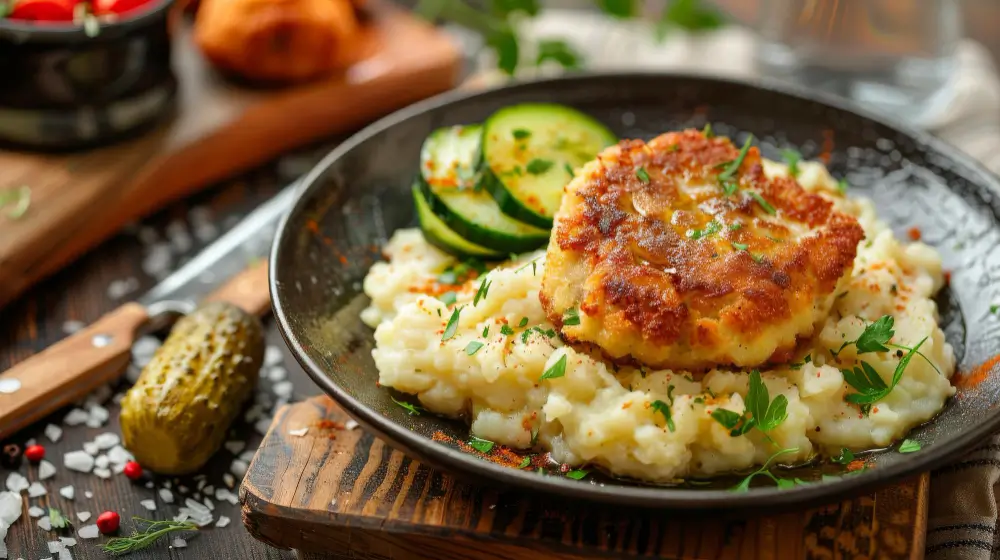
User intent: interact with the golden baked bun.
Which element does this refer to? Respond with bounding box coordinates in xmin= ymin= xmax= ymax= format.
xmin=194 ymin=0 xmax=359 ymax=83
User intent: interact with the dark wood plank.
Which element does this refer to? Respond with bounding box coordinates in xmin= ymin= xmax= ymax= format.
xmin=243 ymin=396 xmax=929 ymax=560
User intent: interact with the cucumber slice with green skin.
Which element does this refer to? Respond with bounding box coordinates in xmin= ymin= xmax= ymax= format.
xmin=420 ymin=125 xmax=549 ymax=253
xmin=478 ymin=104 xmax=618 ymax=228
xmin=412 ymin=184 xmax=503 ymax=260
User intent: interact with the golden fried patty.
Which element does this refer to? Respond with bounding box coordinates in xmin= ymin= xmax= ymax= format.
xmin=540 ymin=130 xmax=865 ymax=370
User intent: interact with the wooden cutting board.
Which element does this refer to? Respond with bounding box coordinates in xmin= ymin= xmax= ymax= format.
xmin=241 ymin=396 xmax=929 ymax=560
xmin=0 ymin=2 xmax=459 ymax=309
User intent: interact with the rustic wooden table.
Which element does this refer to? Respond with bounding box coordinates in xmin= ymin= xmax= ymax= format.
xmin=0 ymin=146 xmax=338 ymax=560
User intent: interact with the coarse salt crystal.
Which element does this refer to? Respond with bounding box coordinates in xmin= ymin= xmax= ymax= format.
xmin=85 ymin=405 xmax=109 ymax=428
xmin=272 ymin=381 xmax=293 ymax=399
xmin=44 ymin=425 xmax=62 ymax=443
xmin=345 ymin=420 xmax=359 ymax=430
xmin=93 ymin=456 xmax=109 ymax=470
xmin=47 ymin=541 xmax=65 ymax=554
xmin=229 ymin=460 xmax=248 ymax=478
xmin=223 ymin=473 xmax=235 ymax=488
xmin=82 ymin=443 xmax=99 ymax=456
xmin=5 ymin=473 xmax=28 ymax=493
xmin=93 ymin=468 xmax=111 ymax=479
xmin=142 ymin=243 xmax=173 ymax=279
xmin=267 ymin=367 xmax=287 ymax=382
xmin=264 ymin=345 xmax=283 ymax=367
xmin=144 ymin=482 xmax=154 ymax=489
xmin=140 ymin=500 xmax=155 ymax=511
xmin=106 ymin=446 xmax=133 ymax=466
xmin=0 ymin=491 xmax=21 ymax=525
xmin=125 ymin=364 xmax=143 ymax=384
xmin=58 ymin=487 xmax=74 ymax=500
xmin=224 ymin=441 xmax=245 ymax=455
xmin=37 ymin=517 xmax=52 ymax=531
xmin=59 ymin=537 xmax=76 ymax=547
xmin=158 ymin=489 xmax=174 ymax=504
xmin=76 ymin=524 xmax=99 ymax=539
xmin=27 ymin=483 xmax=46 ymax=498
xmin=163 ymin=481 xmax=171 ymax=489
xmin=63 ymin=409 xmax=89 ymax=426
xmin=177 ymin=486 xmax=189 ymax=495
xmin=92 ymin=433 xmax=119 ymax=450
xmin=38 ymin=461 xmax=56 ymax=481
xmin=83 ymin=491 xmax=93 ymax=499
xmin=288 ymin=427 xmax=309 ymax=437
xmin=171 ymin=538 xmax=187 ymax=549
xmin=202 ymin=498 xmax=214 ymax=511
xmin=214 ymin=488 xmax=238 ymax=505
xmin=215 ymin=516 xmax=230 ymax=528
xmin=75 ymin=512 xmax=90 ymax=522
xmin=254 ymin=418 xmax=272 ymax=436
xmin=166 ymin=220 xmax=192 ymax=253
xmin=106 ymin=277 xmax=139 ymax=300
xmin=29 ymin=506 xmax=45 ymax=518
xmin=202 ymin=485 xmax=215 ymax=495
xmin=244 ymin=404 xmax=263 ymax=423
xmin=196 ymin=479 xmax=206 ymax=491
xmin=64 ymin=452 xmax=94 ymax=473
xmin=184 ymin=499 xmax=208 ymax=514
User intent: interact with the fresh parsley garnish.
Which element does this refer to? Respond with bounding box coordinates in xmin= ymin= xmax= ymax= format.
xmin=651 ymin=399 xmax=676 ymax=432
xmin=49 ymin=507 xmax=72 ymax=530
xmin=438 ymin=259 xmax=485 ymax=285
xmin=837 ymin=178 xmax=849 ymax=193
xmin=789 ymin=354 xmax=812 ymax=370
xmin=500 ymin=324 xmax=515 ymax=336
xmin=729 ymin=222 xmax=742 ymax=231
xmin=564 ymin=162 xmax=575 ymax=177
xmin=781 ymin=149 xmax=801 ymax=177
xmin=856 ymin=315 xmax=894 ymax=353
xmin=474 ymin=277 xmax=491 ymax=306
xmin=518 ymin=317 xmax=529 ymax=327
xmin=526 ymin=158 xmax=554 ymax=175
xmin=468 ymin=436 xmax=495 ymax=453
xmin=562 ymin=307 xmax=581 ymax=326
xmin=439 ymin=291 xmax=457 ymax=306
xmin=565 ymin=469 xmax=588 ymax=480
xmin=731 ymin=241 xmax=748 ymax=252
xmin=687 ymin=221 xmax=722 ymax=240
xmin=711 ymin=370 xmax=787 ymax=438
xmin=992 ymin=304 xmax=1000 ymax=315
xmin=636 ymin=167 xmax=650 ymax=183
xmin=482 ymin=325 xmax=489 ymax=337
xmin=832 ymin=447 xmax=855 ymax=465
xmin=899 ymin=439 xmax=921 ymax=453
xmin=540 ymin=354 xmax=568 ymax=381
xmin=518 ymin=456 xmax=531 ymax=468
xmin=512 ymin=129 xmax=531 ymax=140
xmin=465 ymin=341 xmax=484 ymax=355
xmin=716 ymin=135 xmax=753 ymax=196
xmin=747 ymin=191 xmax=776 ymax=215
xmin=842 ymin=337 xmax=926 ymax=415
xmin=391 ymin=396 xmax=423 ymax=416
xmin=732 ymin=447 xmax=799 ymax=492
xmin=442 ymin=307 xmax=462 ymax=341
xmin=702 ymin=123 xmax=714 ymax=138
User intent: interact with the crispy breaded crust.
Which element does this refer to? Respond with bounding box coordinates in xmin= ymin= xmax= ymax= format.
xmin=540 ymin=130 xmax=865 ymax=370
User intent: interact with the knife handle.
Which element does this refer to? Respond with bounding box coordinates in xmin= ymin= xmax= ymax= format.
xmin=204 ymin=260 xmax=270 ymax=316
xmin=0 ymin=302 xmax=149 ymax=438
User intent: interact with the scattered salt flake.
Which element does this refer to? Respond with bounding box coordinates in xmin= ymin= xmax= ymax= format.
xmin=47 ymin=541 xmax=63 ymax=553
xmin=288 ymin=427 xmax=309 ymax=437
xmin=92 ymin=433 xmax=119 ymax=450
xmin=61 ymin=320 xmax=85 ymax=334
xmin=222 ymin=474 xmax=235 ymax=488
xmin=59 ymin=537 xmax=76 ymax=547
xmin=166 ymin=220 xmax=192 ymax=253
xmin=196 ymin=479 xmax=206 ymax=491
xmin=82 ymin=443 xmax=99 ymax=457
xmin=214 ymin=488 xmax=238 ymax=505
xmin=6 ymin=473 xmax=29 ymax=493
xmin=85 ymin=405 xmax=109 ymax=428
xmin=107 ymin=277 xmax=139 ymax=300
xmin=184 ymin=499 xmax=208 ymax=514
xmin=264 ymin=345 xmax=283 ymax=367
xmin=58 ymin=487 xmax=74 ymax=500
xmin=0 ymin=491 xmax=22 ymax=526
xmin=345 ymin=420 xmax=359 ymax=431
xmin=44 ymin=425 xmax=63 ymax=443
xmin=76 ymin=524 xmax=99 ymax=539
xmin=106 ymin=446 xmax=133 ymax=466
xmin=224 ymin=441 xmax=245 ymax=455
xmin=37 ymin=517 xmax=52 ymax=531
xmin=178 ymin=486 xmax=189 ymax=495
xmin=158 ymin=488 xmax=174 ymax=504
xmin=272 ymin=381 xmax=293 ymax=399
xmin=64 ymin=452 xmax=94 ymax=473
xmin=142 ymin=243 xmax=173 ymax=279
xmin=202 ymin=498 xmax=214 ymax=511
xmin=202 ymin=486 xmax=214 ymax=495
xmin=38 ymin=461 xmax=56 ymax=481
xmin=93 ymin=456 xmax=108 ymax=470
xmin=83 ymin=492 xmax=92 ymax=499
xmin=93 ymin=468 xmax=111 ymax=479
xmin=238 ymin=450 xmax=256 ymax=463
xmin=163 ymin=481 xmax=171 ymax=489
xmin=229 ymin=460 xmax=248 ymax=479
xmin=144 ymin=482 xmax=153 ymax=489
xmin=75 ymin=512 xmax=90 ymax=523
xmin=139 ymin=500 xmax=155 ymax=511
xmin=65 ymin=409 xmax=90 ymax=427
xmin=27 ymin=483 xmax=46 ymax=498
xmin=254 ymin=418 xmax=272 ymax=436
xmin=84 ymin=385 xmax=112 ymax=407
xmin=215 ymin=516 xmax=230 ymax=528
xmin=29 ymin=507 xmax=45 ymax=518
xmin=267 ymin=367 xmax=287 ymax=382
xmin=171 ymin=538 xmax=187 ymax=549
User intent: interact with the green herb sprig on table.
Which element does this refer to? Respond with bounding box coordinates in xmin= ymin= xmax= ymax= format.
xmin=101 ymin=518 xmax=198 ymax=556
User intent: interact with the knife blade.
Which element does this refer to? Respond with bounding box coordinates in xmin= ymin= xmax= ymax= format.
xmin=0 ymin=183 xmax=299 ymax=438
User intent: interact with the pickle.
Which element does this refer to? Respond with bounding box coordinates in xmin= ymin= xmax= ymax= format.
xmin=120 ymin=302 xmax=264 ymax=475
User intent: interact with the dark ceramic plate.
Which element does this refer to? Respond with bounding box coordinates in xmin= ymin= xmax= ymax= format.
xmin=270 ymin=73 xmax=1000 ymax=511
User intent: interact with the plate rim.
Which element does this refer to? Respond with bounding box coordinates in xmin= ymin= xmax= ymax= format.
xmin=270 ymin=71 xmax=1000 ymax=510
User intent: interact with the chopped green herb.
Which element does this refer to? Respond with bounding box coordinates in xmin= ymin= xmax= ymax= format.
xmin=564 ymin=162 xmax=575 ymax=177
xmin=747 ymin=191 xmax=776 ymax=215
xmin=465 ymin=341 xmax=485 ymax=355
xmin=474 ymin=277 xmax=491 ymax=306
xmin=512 ymin=129 xmax=531 ymax=140
xmin=636 ymin=167 xmax=650 ymax=183
xmin=482 ymin=325 xmax=489 ymax=338
xmin=540 ymin=354 xmax=568 ymax=381
xmin=711 ymin=408 xmax=752 ymax=436
xmin=562 ymin=307 xmax=581 ymax=326
xmin=518 ymin=456 xmax=531 ymax=468
xmin=745 ymin=370 xmax=788 ymax=432
xmin=100 ymin=518 xmax=198 ymax=555
xmin=832 ymin=447 xmax=855 ymax=465
xmin=731 ymin=241 xmax=748 ymax=251
xmin=789 ymin=354 xmax=812 ymax=370
xmin=732 ymin=447 xmax=799 ymax=492
xmin=500 ymin=324 xmax=515 ymax=336
xmin=518 ymin=317 xmax=529 ymax=327
xmin=716 ymin=135 xmax=753 ymax=196
xmin=49 ymin=507 xmax=72 ymax=530
xmin=526 ymin=158 xmax=554 ymax=175
xmin=530 ymin=426 xmax=539 ymax=446
xmin=899 ymin=439 xmax=921 ymax=453
xmin=667 ymin=144 xmax=680 ymax=152
xmin=781 ymin=149 xmax=801 ymax=177
xmin=693 ymin=397 xmax=704 ymax=404
xmin=439 ymin=291 xmax=457 ymax=306
xmin=751 ymin=253 xmax=765 ymax=264
xmin=688 ymin=220 xmax=722 ymax=240
xmin=514 ymin=256 xmax=543 ymax=274
xmin=651 ymin=399 xmax=676 ymax=432
xmin=391 ymin=396 xmax=422 ymax=416
xmin=842 ymin=337 xmax=926 ymax=415
xmin=565 ymin=469 xmax=588 ymax=480
xmin=837 ymin=178 xmax=849 ymax=193
xmin=990 ymin=304 xmax=999 ymax=315
xmin=702 ymin=123 xmax=714 ymax=138
xmin=729 ymin=222 xmax=742 ymax=231
xmin=0 ymin=186 xmax=31 ymax=220
xmin=442 ymin=307 xmax=462 ymax=341
xmin=536 ymin=39 xmax=583 ymax=69
xmin=468 ymin=436 xmax=495 ymax=453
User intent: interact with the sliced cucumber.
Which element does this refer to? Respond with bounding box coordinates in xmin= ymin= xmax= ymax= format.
xmin=420 ymin=125 xmax=550 ymax=253
xmin=478 ymin=104 xmax=617 ymax=228
xmin=412 ymin=184 xmax=503 ymax=260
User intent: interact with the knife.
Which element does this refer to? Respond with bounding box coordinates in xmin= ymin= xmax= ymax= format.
xmin=0 ymin=184 xmax=298 ymax=438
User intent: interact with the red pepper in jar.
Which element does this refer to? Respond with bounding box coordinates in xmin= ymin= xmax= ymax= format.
xmin=7 ymin=0 xmax=77 ymax=21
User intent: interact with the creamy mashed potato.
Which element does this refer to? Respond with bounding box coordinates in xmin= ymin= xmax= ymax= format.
xmin=362 ymin=160 xmax=956 ymax=481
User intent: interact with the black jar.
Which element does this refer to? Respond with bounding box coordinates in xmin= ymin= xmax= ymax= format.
xmin=0 ymin=0 xmax=177 ymax=151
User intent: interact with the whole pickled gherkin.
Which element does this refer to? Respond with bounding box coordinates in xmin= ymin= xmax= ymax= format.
xmin=120 ymin=302 xmax=265 ymax=475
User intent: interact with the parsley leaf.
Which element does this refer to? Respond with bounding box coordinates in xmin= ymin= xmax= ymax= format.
xmin=536 ymin=39 xmax=582 ymax=69
xmin=540 ymin=354 xmax=568 ymax=381
xmin=518 ymin=317 xmax=529 ymax=327
xmin=990 ymin=304 xmax=999 ymax=315
xmin=391 ymin=396 xmax=422 ymax=416
xmin=832 ymin=447 xmax=855 ymax=464
xmin=468 ymin=436 xmax=495 ymax=453
xmin=465 ymin=341 xmax=485 ymax=355
xmin=565 ymin=469 xmax=589 ymax=480
xmin=731 ymin=241 xmax=748 ymax=251
xmin=746 ymin=370 xmax=789 ymax=432
xmin=855 ymin=315 xmax=895 ymax=353
xmin=732 ymin=447 xmax=799 ymax=492
xmin=636 ymin=167 xmax=650 ymax=183
xmin=49 ymin=507 xmax=72 ymax=530
xmin=711 ymin=408 xmax=755 ymax=436
xmin=657 ymin=0 xmax=724 ymax=40
xmin=596 ymin=0 xmax=634 ymax=18
xmin=843 ymin=337 xmax=926 ymax=412
xmin=562 ymin=307 xmax=581 ymax=326
xmin=482 ymin=325 xmax=489 ymax=337
xmin=899 ymin=439 xmax=921 ymax=453
xmin=702 ymin=123 xmax=714 ymax=138
xmin=564 ymin=162 xmax=575 ymax=177
xmin=442 ymin=307 xmax=462 ymax=341
xmin=837 ymin=178 xmax=849 ymax=193
xmin=512 ymin=128 xmax=531 ymax=140
xmin=500 ymin=324 xmax=515 ymax=336
xmin=526 ymin=158 xmax=554 ymax=175
xmin=439 ymin=291 xmax=457 ymax=306
xmin=651 ymin=399 xmax=676 ymax=432
xmin=781 ymin=149 xmax=801 ymax=177
xmin=518 ymin=456 xmax=531 ymax=468
xmin=474 ymin=277 xmax=491 ymax=306
xmin=716 ymin=135 xmax=753 ymax=195
xmin=729 ymin=222 xmax=742 ymax=231
xmin=687 ymin=221 xmax=722 ymax=240
xmin=747 ymin=191 xmax=776 ymax=215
